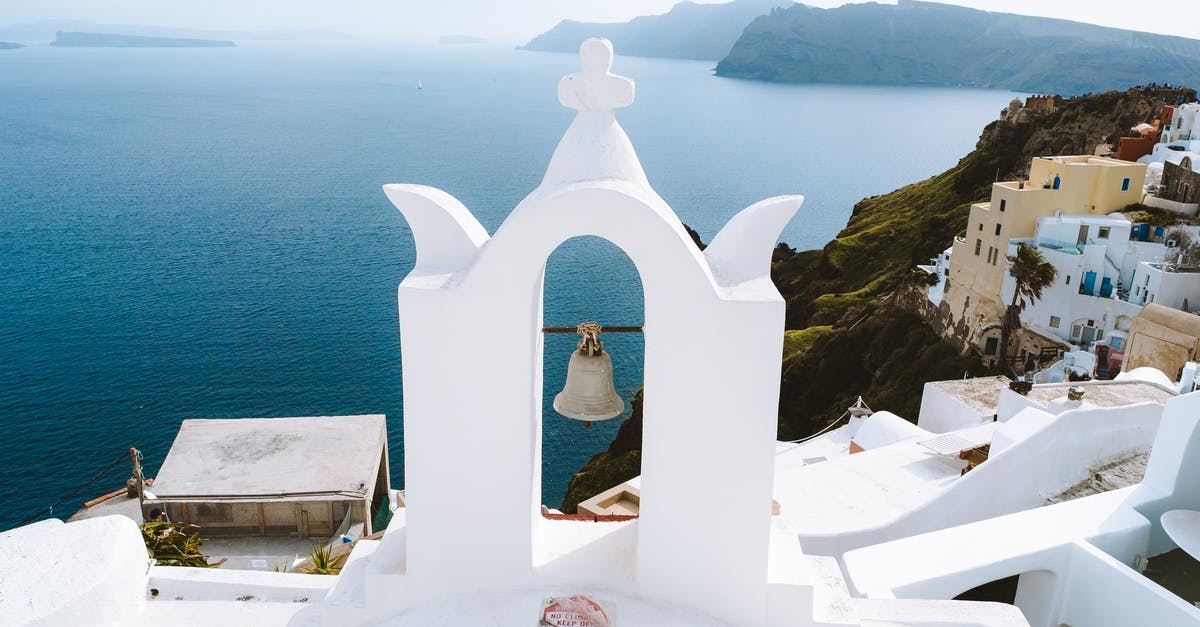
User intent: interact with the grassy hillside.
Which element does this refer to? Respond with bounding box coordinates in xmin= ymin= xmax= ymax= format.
xmin=716 ymin=1 xmax=1200 ymax=94
xmin=773 ymin=87 xmax=1195 ymax=330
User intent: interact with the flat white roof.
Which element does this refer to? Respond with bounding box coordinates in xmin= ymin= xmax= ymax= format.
xmin=773 ymin=423 xmax=996 ymax=535
xmin=927 ymin=376 xmax=1013 ymax=417
xmin=1024 ymin=381 xmax=1175 ymax=407
xmin=151 ymin=415 xmax=387 ymax=500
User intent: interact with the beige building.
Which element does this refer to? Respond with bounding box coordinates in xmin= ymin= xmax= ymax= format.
xmin=944 ymin=156 xmax=1147 ymax=358
xmin=1123 ymin=303 xmax=1200 ymax=381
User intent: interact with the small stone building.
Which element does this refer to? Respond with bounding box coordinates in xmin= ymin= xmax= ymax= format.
xmin=1161 ymin=156 xmax=1200 ymax=205
xmin=145 ymin=415 xmax=390 ymax=538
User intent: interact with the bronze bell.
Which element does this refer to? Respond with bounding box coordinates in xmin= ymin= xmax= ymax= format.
xmin=553 ymin=322 xmax=624 ymax=425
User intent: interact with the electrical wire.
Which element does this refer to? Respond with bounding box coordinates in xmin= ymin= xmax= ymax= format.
xmin=16 ymin=451 xmax=132 ymax=527
xmin=779 ymin=410 xmax=848 ymax=447
xmin=778 ymin=397 xmax=875 ymax=447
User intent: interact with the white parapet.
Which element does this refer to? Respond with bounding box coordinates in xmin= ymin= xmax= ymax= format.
xmin=0 ymin=516 xmax=152 ymax=625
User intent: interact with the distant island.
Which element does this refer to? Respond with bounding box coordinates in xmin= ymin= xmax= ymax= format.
xmin=51 ymin=32 xmax=235 ymax=48
xmin=716 ymin=0 xmax=1200 ymax=94
xmin=521 ymin=0 xmax=787 ymax=61
xmin=0 ymin=20 xmax=347 ymax=42
xmin=0 ymin=41 xmax=22 ymax=50
xmin=439 ymin=35 xmax=487 ymax=45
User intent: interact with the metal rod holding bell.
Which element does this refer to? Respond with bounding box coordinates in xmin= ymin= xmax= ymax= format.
xmin=548 ymin=322 xmax=636 ymax=426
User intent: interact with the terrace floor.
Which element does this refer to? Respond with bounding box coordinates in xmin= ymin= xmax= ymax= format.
xmin=1145 ymin=548 xmax=1200 ymax=607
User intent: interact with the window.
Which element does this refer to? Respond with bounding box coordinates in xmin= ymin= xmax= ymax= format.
xmin=994 ymin=224 xmax=1002 ymax=236
xmin=984 ymin=337 xmax=999 ymax=355
xmin=1098 ymin=227 xmax=1110 ymax=239
xmin=978 ymin=223 xmax=984 ymax=231
xmin=999 ymin=199 xmax=1007 ymax=212
xmin=1065 ymin=275 xmax=1071 ymax=285
xmin=975 ymin=239 xmax=982 ymax=256
xmin=1049 ymin=316 xmax=1061 ymax=328
xmin=1121 ymin=177 xmax=1131 ymax=192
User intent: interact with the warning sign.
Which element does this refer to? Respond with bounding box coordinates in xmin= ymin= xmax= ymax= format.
xmin=539 ymin=595 xmax=614 ymax=626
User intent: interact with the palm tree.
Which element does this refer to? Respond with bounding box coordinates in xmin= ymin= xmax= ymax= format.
xmin=999 ymin=243 xmax=1058 ymax=373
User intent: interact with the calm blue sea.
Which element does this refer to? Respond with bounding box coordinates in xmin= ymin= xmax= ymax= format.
xmin=0 ymin=42 xmax=1015 ymax=528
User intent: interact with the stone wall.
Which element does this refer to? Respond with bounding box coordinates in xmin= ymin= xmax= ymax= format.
xmin=897 ymin=283 xmax=1068 ymax=374
xmin=1025 ymin=95 xmax=1063 ymax=115
xmin=1161 ymin=157 xmax=1200 ymax=204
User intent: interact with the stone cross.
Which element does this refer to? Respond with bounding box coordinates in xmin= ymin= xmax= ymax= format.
xmin=558 ymin=38 xmax=634 ymax=114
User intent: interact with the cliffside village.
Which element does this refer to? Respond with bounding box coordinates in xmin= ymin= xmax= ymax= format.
xmin=917 ymin=96 xmax=1200 ymax=386
xmin=5 ymin=44 xmax=1200 ymax=627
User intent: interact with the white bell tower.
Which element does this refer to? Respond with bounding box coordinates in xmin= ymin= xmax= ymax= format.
xmin=336 ymin=38 xmax=810 ymax=626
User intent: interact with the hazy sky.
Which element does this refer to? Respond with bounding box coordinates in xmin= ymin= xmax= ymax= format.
xmin=2 ymin=0 xmax=1197 ymax=44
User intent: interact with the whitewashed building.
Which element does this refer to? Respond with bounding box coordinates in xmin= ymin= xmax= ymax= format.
xmin=1140 ymin=102 xmax=1200 ymax=215
xmin=999 ymin=213 xmax=1200 ymax=353
xmin=1161 ymin=102 xmax=1200 ymax=152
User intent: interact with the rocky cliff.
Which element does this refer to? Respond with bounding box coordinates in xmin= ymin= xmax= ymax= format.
xmin=716 ymin=1 xmax=1200 ymax=94
xmin=521 ymin=0 xmax=784 ymax=61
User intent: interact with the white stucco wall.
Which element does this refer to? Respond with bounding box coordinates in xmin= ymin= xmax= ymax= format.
xmin=1131 ymin=261 xmax=1200 ymax=311
xmin=799 ymin=402 xmax=1163 ymax=558
xmin=1127 ymin=390 xmax=1200 ymax=554
xmin=0 ymin=516 xmax=152 ymax=625
xmin=843 ymin=391 xmax=1200 ymax=627
xmin=917 ymin=382 xmax=995 ymax=433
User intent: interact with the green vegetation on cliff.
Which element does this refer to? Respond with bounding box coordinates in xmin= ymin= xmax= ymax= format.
xmin=521 ymin=0 xmax=783 ymax=61
xmin=772 ymin=86 xmax=1196 ymax=331
xmin=716 ymin=1 xmax=1200 ymax=94
xmin=560 ymin=86 xmax=1195 ymax=512
xmin=778 ymin=308 xmax=986 ymax=439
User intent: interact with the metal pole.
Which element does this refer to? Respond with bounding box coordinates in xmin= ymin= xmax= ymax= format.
xmin=130 ymin=447 xmax=144 ymax=503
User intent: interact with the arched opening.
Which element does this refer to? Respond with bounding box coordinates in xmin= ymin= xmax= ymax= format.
xmin=539 ymin=236 xmax=645 ymax=517
xmin=954 ymin=569 xmax=1059 ymax=626
xmin=1069 ymin=317 xmax=1104 ymax=347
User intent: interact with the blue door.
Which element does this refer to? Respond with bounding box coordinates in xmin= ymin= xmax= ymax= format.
xmin=1081 ymin=271 xmax=1097 ymax=296
xmin=1100 ymin=277 xmax=1113 ymax=297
